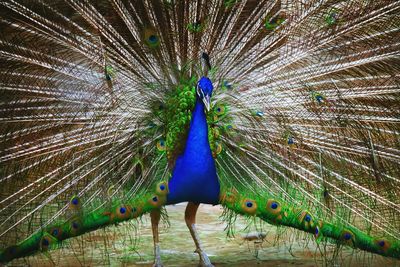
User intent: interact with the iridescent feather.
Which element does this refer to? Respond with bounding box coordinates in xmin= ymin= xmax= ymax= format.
xmin=0 ymin=0 xmax=399 ymax=265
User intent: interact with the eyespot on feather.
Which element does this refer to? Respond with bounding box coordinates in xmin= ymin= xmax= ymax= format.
xmin=157 ymin=139 xmax=166 ymax=151
xmin=143 ymin=27 xmax=160 ymax=48
xmin=69 ymin=195 xmax=80 ymax=210
xmin=70 ymin=218 xmax=83 ymax=235
xmin=116 ymin=205 xmax=131 ymax=220
xmin=266 ymin=199 xmax=282 ymax=216
xmin=241 ymin=199 xmax=257 ymax=215
xmin=148 ymin=195 xmax=165 ymax=207
xmin=40 ymin=234 xmax=56 ymax=251
xmin=375 ymin=239 xmax=391 ymax=252
xmin=49 ymin=227 xmax=62 ymax=239
xmin=131 ymin=206 xmax=142 ymax=218
xmin=341 ymin=230 xmax=355 ymax=245
xmin=214 ymin=104 xmax=226 ymax=116
xmin=3 ymin=246 xmax=19 ymax=261
xmin=156 ymin=181 xmax=169 ymax=196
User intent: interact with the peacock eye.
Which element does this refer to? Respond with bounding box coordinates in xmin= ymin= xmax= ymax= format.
xmin=157 ymin=139 xmax=166 ymax=151
xmin=315 ymin=227 xmax=319 ymax=235
xmin=69 ymin=196 xmax=80 ymax=209
xmin=271 ymin=202 xmax=278 ymax=209
xmin=42 ymin=238 xmax=49 ymax=247
xmin=214 ymin=105 xmax=225 ymax=115
xmin=50 ymin=227 xmax=62 ymax=238
xmin=152 ymin=196 xmax=158 ymax=202
xmin=343 ymin=233 xmax=352 ymax=240
xmin=225 ymin=124 xmax=236 ymax=133
xmin=148 ymin=35 xmax=158 ymax=44
xmin=156 ymin=181 xmax=168 ymax=196
xmin=72 ymin=222 xmax=79 ymax=229
xmin=119 ymin=207 xmax=126 ymax=214
xmin=9 ymin=247 xmax=16 ymax=255
xmin=242 ymin=199 xmax=257 ymax=215
xmin=378 ymin=240 xmax=385 ymax=247
xmin=143 ymin=27 xmax=160 ymax=48
xmin=223 ymin=80 xmax=232 ymax=89
xmin=305 ymin=214 xmax=312 ymax=222
xmin=71 ymin=198 xmax=79 ymax=205
xmin=287 ymin=137 xmax=294 ymax=145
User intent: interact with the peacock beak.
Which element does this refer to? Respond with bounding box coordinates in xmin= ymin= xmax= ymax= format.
xmin=203 ymin=94 xmax=211 ymax=112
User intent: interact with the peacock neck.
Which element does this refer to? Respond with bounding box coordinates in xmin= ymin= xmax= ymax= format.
xmin=184 ymin=96 xmax=211 ymax=155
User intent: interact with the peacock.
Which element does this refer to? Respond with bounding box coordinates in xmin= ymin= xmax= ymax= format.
xmin=0 ymin=0 xmax=400 ymax=266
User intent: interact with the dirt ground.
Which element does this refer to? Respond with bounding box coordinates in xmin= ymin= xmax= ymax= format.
xmin=9 ymin=203 xmax=400 ymax=267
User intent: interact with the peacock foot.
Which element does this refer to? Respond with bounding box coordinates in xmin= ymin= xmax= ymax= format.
xmin=152 ymin=259 xmax=164 ymax=267
xmin=153 ymin=242 xmax=163 ymax=267
xmin=195 ymin=249 xmax=214 ymax=267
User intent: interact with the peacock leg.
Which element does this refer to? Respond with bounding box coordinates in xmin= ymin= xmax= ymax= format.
xmin=150 ymin=209 xmax=163 ymax=267
xmin=185 ymin=202 xmax=214 ymax=267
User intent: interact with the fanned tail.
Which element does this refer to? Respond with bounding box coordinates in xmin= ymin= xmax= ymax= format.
xmin=0 ymin=0 xmax=399 ymax=264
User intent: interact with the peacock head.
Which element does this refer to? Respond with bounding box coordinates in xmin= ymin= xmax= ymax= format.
xmin=197 ymin=76 xmax=213 ymax=111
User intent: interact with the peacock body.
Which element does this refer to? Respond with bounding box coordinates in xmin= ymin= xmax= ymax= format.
xmin=167 ymin=77 xmax=221 ymax=205
xmin=0 ymin=0 xmax=400 ymax=266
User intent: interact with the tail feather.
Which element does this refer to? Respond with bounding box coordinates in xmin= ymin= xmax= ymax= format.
xmin=220 ymin=189 xmax=400 ymax=259
xmin=0 ymin=189 xmax=167 ymax=263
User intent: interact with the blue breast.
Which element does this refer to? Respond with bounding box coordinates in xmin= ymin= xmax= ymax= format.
xmin=166 ymin=97 xmax=220 ymax=205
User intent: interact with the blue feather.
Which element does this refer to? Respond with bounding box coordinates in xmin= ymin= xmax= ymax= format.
xmin=167 ymin=94 xmax=220 ymax=205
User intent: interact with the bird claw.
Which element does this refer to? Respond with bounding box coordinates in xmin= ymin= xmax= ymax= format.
xmin=153 ymin=242 xmax=163 ymax=267
xmin=195 ymin=249 xmax=214 ymax=267
xmin=198 ymin=261 xmax=215 ymax=267
xmin=198 ymin=263 xmax=215 ymax=267
xmin=152 ymin=255 xmax=163 ymax=267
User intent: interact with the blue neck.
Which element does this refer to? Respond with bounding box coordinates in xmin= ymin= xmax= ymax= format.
xmin=184 ymin=96 xmax=210 ymax=155
xmin=166 ymin=96 xmax=220 ymax=205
